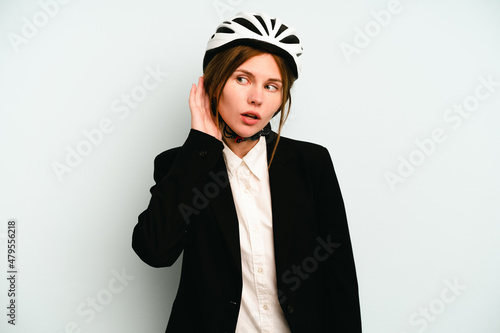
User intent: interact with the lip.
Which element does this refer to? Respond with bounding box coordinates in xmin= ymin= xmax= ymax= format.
xmin=240 ymin=111 xmax=261 ymax=125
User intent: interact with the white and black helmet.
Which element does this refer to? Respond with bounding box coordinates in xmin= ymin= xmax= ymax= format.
xmin=203 ymin=12 xmax=303 ymax=79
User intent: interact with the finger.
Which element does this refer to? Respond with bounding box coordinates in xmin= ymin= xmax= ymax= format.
xmin=196 ymin=76 xmax=204 ymax=108
xmin=189 ymin=84 xmax=197 ymax=110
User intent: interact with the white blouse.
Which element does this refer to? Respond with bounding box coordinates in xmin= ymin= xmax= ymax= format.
xmin=222 ymin=137 xmax=290 ymax=333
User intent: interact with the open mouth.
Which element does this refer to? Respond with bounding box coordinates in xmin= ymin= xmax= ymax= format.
xmin=243 ymin=113 xmax=259 ymax=119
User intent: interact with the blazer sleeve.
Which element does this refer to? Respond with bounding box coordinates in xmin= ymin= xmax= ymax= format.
xmin=132 ymin=129 xmax=224 ymax=267
xmin=316 ymin=147 xmax=362 ymax=331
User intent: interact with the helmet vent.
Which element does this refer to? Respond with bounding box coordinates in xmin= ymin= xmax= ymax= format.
xmin=233 ymin=17 xmax=263 ymax=36
xmin=254 ymin=15 xmax=269 ymax=35
xmin=216 ymin=27 xmax=235 ymax=34
xmin=280 ymin=35 xmax=300 ymax=44
xmin=275 ymin=24 xmax=288 ymax=38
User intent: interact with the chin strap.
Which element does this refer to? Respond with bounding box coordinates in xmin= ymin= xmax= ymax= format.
xmin=223 ymin=123 xmax=272 ymax=143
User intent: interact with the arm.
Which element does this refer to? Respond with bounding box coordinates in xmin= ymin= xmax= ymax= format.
xmin=132 ymin=129 xmax=224 ymax=267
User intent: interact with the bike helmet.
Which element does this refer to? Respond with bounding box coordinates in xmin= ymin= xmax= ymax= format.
xmin=203 ymin=12 xmax=303 ymax=79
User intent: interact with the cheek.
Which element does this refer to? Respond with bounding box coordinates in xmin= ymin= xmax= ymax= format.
xmin=218 ymin=93 xmax=232 ymax=118
xmin=218 ymin=85 xmax=239 ymax=116
xmin=268 ymin=95 xmax=283 ymax=116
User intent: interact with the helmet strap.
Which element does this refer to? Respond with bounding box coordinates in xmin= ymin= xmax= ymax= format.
xmin=223 ymin=122 xmax=272 ymax=143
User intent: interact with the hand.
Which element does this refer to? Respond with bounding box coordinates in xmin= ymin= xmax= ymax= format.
xmin=189 ymin=76 xmax=222 ymax=141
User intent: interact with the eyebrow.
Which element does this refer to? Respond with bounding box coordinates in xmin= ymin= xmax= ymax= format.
xmin=234 ymin=69 xmax=282 ymax=83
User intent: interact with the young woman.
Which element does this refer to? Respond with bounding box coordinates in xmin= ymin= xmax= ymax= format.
xmin=132 ymin=12 xmax=361 ymax=332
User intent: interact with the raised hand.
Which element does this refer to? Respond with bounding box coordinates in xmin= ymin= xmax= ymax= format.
xmin=189 ymin=76 xmax=222 ymax=141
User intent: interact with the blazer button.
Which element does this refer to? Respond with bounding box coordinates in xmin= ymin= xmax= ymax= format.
xmin=198 ymin=150 xmax=207 ymax=157
xmin=287 ymin=304 xmax=294 ymax=314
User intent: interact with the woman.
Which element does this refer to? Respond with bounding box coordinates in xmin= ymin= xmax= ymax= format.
xmin=132 ymin=12 xmax=361 ymax=332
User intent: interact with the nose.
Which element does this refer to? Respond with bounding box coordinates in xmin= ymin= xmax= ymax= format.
xmin=248 ymin=85 xmax=263 ymax=106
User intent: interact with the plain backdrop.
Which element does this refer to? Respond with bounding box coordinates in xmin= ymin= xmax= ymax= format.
xmin=1 ymin=0 xmax=499 ymax=332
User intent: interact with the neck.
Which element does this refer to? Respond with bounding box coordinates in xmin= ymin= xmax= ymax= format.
xmin=223 ymin=137 xmax=259 ymax=158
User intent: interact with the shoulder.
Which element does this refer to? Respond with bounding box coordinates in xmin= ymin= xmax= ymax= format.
xmin=276 ymin=135 xmax=330 ymax=160
xmin=151 ymin=130 xmax=224 ymax=183
xmin=155 ymin=129 xmax=223 ymax=167
xmin=154 ymin=146 xmax=182 ymax=166
xmin=268 ymin=134 xmax=334 ymax=178
xmin=151 ymin=147 xmax=182 ymax=183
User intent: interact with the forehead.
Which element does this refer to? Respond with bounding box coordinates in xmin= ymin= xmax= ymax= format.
xmin=235 ymin=53 xmax=281 ymax=79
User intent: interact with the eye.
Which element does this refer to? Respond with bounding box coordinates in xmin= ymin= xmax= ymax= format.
xmin=265 ymin=84 xmax=280 ymax=92
xmin=236 ymin=76 xmax=249 ymax=84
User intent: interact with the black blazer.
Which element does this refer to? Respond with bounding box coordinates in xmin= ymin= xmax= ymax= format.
xmin=132 ymin=129 xmax=361 ymax=332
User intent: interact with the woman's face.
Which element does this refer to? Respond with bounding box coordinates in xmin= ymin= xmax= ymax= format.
xmin=218 ymin=53 xmax=283 ymax=139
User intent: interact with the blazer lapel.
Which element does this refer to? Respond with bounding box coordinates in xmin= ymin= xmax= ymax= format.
xmin=209 ymin=157 xmax=242 ymax=272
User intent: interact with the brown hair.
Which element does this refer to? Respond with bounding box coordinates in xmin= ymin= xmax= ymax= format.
xmin=203 ymin=45 xmax=296 ymax=166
